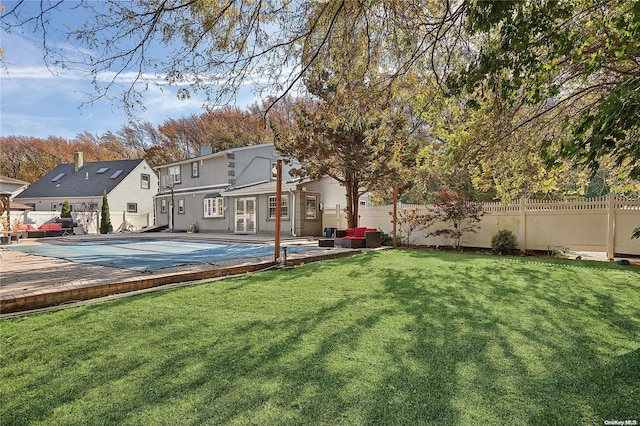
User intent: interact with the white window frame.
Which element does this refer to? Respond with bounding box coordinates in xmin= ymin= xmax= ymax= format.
xmin=305 ymin=195 xmax=317 ymax=219
xmin=268 ymin=195 xmax=288 ymax=220
xmin=168 ymin=165 xmax=181 ymax=184
xmin=191 ymin=161 xmax=199 ymax=178
xmin=178 ymin=198 xmax=185 ymax=214
xmin=141 ymin=173 xmax=150 ymax=189
xmin=204 ymin=197 xmax=224 ymax=218
xmin=127 ymin=203 xmax=138 ymax=213
xmin=160 ymin=198 xmax=167 ymax=213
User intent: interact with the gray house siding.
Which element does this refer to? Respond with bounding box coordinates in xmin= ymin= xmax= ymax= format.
xmin=252 ymin=193 xmax=292 ymax=235
xmin=154 ymin=144 xmax=343 ymax=236
xmin=154 ymin=144 xmax=290 ymax=232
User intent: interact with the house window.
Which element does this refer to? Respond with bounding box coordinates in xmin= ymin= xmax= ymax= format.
xmin=192 ymin=161 xmax=199 ymax=177
xmin=178 ymin=199 xmax=185 ymax=214
xmin=268 ymin=195 xmax=288 ymax=219
xmin=169 ymin=165 xmax=181 ymax=184
xmin=271 ymin=162 xmax=278 ymax=179
xmin=161 ymin=198 xmax=167 ymax=213
xmin=89 ymin=203 xmax=99 ymax=211
xmin=127 ymin=203 xmax=138 ymax=213
xmin=204 ymin=197 xmax=224 ymax=218
xmin=141 ymin=174 xmax=150 ymax=189
xmin=306 ymin=195 xmax=317 ymax=219
xmin=51 ymin=203 xmax=58 ymax=211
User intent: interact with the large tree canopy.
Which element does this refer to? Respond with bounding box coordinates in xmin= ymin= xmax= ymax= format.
xmin=274 ymin=5 xmax=427 ymax=228
xmin=450 ymin=0 xmax=640 ymax=178
xmin=1 ymin=0 xmax=465 ymax=110
xmin=3 ymin=0 xmax=638 ymax=187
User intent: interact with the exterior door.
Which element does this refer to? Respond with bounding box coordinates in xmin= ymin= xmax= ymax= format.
xmin=235 ymin=198 xmax=256 ymax=233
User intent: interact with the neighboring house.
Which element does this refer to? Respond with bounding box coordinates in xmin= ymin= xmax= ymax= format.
xmin=154 ymin=143 xmax=344 ymax=236
xmin=16 ymin=152 xmax=158 ymax=218
xmin=0 ymin=175 xmax=29 ymax=197
xmin=1 ymin=176 xmax=32 ymax=229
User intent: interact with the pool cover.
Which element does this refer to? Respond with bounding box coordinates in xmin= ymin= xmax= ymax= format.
xmin=7 ymin=240 xmax=320 ymax=272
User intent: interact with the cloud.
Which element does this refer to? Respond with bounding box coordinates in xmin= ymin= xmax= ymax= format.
xmin=1 ymin=30 xmax=279 ymax=139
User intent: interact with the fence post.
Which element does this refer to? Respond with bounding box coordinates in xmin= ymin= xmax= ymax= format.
xmin=519 ymin=198 xmax=527 ymax=253
xmin=607 ymin=194 xmax=615 ymax=259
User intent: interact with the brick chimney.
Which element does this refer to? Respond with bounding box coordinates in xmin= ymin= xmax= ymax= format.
xmin=74 ymin=151 xmax=84 ymax=172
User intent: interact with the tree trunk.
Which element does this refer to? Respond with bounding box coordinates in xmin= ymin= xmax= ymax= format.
xmin=344 ymin=173 xmax=360 ymax=228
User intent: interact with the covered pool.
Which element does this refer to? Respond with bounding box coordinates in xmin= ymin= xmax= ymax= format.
xmin=7 ymin=239 xmax=322 ymax=272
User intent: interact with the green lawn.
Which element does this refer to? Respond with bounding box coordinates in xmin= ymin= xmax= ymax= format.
xmin=1 ymin=250 xmax=638 ymax=425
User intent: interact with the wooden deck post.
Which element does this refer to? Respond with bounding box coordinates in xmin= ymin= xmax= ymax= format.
xmin=274 ymin=160 xmax=282 ymax=263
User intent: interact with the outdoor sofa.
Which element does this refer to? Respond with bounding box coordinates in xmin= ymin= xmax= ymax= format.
xmin=24 ymin=223 xmax=65 ymax=238
xmin=336 ymin=227 xmax=381 ymax=249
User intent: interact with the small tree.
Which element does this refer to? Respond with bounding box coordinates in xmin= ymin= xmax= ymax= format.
xmin=99 ymin=190 xmax=113 ymax=234
xmin=633 ymin=226 xmax=640 ymax=240
xmin=60 ymin=200 xmax=72 ymax=218
xmin=390 ymin=208 xmax=434 ymax=246
xmin=428 ymin=187 xmax=484 ymax=250
xmin=75 ymin=201 xmax=98 ymax=235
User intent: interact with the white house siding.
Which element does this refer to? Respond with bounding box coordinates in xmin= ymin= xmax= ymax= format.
xmin=107 ymin=161 xmax=158 ymax=216
xmin=304 ymin=178 xmax=346 ymax=210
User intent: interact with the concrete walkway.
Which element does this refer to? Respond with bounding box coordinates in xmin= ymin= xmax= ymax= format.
xmin=0 ymin=233 xmax=357 ymax=315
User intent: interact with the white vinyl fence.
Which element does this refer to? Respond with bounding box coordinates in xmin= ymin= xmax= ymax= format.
xmin=322 ymin=195 xmax=640 ymax=257
xmin=8 ymin=211 xmax=154 ymax=235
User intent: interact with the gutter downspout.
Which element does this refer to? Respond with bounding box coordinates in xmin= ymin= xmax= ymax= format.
xmin=289 ymin=189 xmax=297 ymax=237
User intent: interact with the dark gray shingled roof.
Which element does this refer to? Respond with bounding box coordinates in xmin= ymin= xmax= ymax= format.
xmin=16 ymin=159 xmax=145 ymax=199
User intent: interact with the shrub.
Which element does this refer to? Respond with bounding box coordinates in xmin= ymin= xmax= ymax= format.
xmin=379 ymin=230 xmax=394 ymax=246
xmin=491 ymin=229 xmax=518 ymax=255
xmin=60 ymin=200 xmax=72 ymax=218
xmin=99 ymin=190 xmax=113 ymax=234
xmin=391 ymin=208 xmax=434 ymax=246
